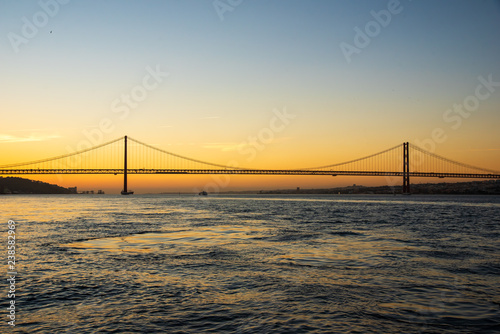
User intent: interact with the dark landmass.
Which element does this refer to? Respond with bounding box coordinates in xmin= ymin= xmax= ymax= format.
xmin=256 ymin=180 xmax=500 ymax=195
xmin=0 ymin=177 xmax=77 ymax=194
xmin=2 ymin=177 xmax=499 ymax=195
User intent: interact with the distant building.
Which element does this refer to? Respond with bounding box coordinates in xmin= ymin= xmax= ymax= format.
xmin=68 ymin=187 xmax=77 ymax=194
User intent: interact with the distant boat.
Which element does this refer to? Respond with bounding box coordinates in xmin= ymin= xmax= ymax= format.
xmin=121 ymin=190 xmax=134 ymax=195
xmin=198 ymin=191 xmax=208 ymax=196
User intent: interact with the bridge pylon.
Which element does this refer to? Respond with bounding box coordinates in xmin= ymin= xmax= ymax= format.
xmin=121 ymin=136 xmax=133 ymax=195
xmin=1 ymin=136 xmax=499 ymax=191
xmin=402 ymin=142 xmax=410 ymax=194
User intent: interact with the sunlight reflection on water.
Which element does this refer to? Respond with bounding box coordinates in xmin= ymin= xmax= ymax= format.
xmin=1 ymin=194 xmax=499 ymax=333
xmin=63 ymin=226 xmax=269 ymax=253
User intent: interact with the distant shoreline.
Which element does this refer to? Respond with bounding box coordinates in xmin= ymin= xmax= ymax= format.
xmin=1 ymin=177 xmax=499 ymax=195
xmin=219 ymin=180 xmax=500 ymax=196
xmin=155 ymin=180 xmax=500 ymax=196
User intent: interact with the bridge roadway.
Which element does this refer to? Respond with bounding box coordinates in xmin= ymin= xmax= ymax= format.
xmin=1 ymin=169 xmax=499 ymax=179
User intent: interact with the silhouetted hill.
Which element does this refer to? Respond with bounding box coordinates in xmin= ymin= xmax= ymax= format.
xmin=0 ymin=177 xmax=76 ymax=194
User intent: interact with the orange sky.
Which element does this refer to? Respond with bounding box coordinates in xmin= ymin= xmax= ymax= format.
xmin=1 ymin=1 xmax=499 ymax=193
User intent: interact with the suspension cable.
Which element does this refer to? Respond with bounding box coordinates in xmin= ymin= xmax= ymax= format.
xmin=0 ymin=137 xmax=123 ymax=168
xmin=411 ymin=143 xmax=499 ymax=174
xmin=127 ymin=137 xmax=247 ymax=170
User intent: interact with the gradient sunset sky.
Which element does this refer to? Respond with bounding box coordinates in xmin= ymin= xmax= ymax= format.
xmin=1 ymin=0 xmax=499 ymax=193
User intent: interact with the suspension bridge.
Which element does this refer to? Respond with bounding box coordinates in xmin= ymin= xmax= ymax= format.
xmin=0 ymin=136 xmax=499 ymax=194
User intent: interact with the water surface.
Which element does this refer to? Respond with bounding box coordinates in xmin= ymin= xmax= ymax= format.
xmin=2 ymin=194 xmax=499 ymax=333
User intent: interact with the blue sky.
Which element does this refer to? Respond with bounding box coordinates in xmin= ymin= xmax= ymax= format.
xmin=1 ymin=0 xmax=499 ymax=177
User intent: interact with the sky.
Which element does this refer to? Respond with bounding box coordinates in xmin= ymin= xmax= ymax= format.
xmin=1 ymin=0 xmax=500 ymax=193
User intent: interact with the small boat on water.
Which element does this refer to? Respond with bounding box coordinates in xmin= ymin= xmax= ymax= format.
xmin=198 ymin=191 xmax=208 ymax=196
xmin=121 ymin=190 xmax=134 ymax=195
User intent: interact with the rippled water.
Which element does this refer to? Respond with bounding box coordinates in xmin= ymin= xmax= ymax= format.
xmin=2 ymin=194 xmax=500 ymax=333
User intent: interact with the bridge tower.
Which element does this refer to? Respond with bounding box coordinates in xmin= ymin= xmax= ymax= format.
xmin=121 ymin=136 xmax=133 ymax=195
xmin=402 ymin=142 xmax=410 ymax=194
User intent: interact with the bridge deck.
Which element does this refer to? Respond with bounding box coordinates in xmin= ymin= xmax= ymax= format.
xmin=0 ymin=169 xmax=499 ymax=179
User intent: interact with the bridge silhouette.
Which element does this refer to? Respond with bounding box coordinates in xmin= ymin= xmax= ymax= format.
xmin=1 ymin=136 xmax=499 ymax=194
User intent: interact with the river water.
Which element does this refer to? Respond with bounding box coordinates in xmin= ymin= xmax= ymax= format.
xmin=1 ymin=194 xmax=499 ymax=333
